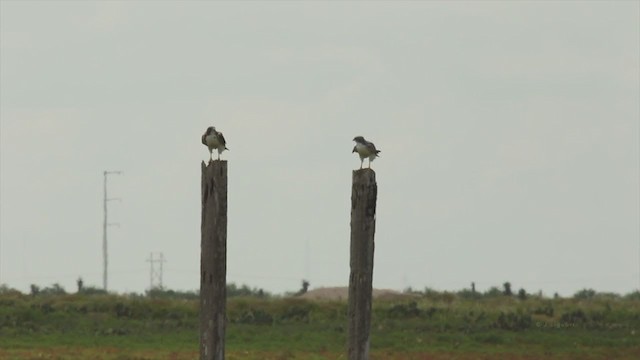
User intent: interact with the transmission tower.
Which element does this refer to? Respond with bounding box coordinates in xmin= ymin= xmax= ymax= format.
xmin=103 ymin=170 xmax=122 ymax=291
xmin=147 ymin=252 xmax=166 ymax=290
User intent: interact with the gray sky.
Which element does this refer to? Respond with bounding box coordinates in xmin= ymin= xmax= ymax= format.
xmin=1 ymin=1 xmax=638 ymax=296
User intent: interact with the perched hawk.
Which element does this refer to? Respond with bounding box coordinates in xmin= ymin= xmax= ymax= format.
xmin=202 ymin=126 xmax=229 ymax=161
xmin=352 ymin=136 xmax=380 ymax=169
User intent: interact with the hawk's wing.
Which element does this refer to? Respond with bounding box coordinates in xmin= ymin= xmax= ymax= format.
xmin=366 ymin=141 xmax=380 ymax=154
xmin=217 ymin=132 xmax=228 ymax=149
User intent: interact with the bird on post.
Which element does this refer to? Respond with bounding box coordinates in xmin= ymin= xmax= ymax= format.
xmin=352 ymin=136 xmax=381 ymax=169
xmin=202 ymin=126 xmax=229 ymax=161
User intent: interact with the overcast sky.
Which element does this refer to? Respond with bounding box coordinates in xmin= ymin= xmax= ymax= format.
xmin=1 ymin=1 xmax=638 ymax=296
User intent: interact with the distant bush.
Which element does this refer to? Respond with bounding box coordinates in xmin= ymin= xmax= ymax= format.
xmin=277 ymin=298 xmax=314 ymax=322
xmin=594 ymin=292 xmax=620 ymax=301
xmin=457 ymin=288 xmax=481 ymax=300
xmin=227 ymin=283 xmax=271 ymax=298
xmin=493 ymin=311 xmax=532 ymax=331
xmin=227 ymin=297 xmax=319 ymax=325
xmin=0 ymin=284 xmax=21 ymax=296
xmin=146 ymin=288 xmax=198 ymax=300
xmin=79 ymin=286 xmax=108 ymax=296
xmin=517 ymin=288 xmax=527 ymax=300
xmin=503 ymin=282 xmax=512 ymax=296
xmin=421 ymin=287 xmax=442 ymax=300
xmin=573 ymin=289 xmax=596 ymax=300
xmin=388 ymin=301 xmax=420 ymax=318
xmin=30 ymin=284 xmax=40 ymax=296
xmin=484 ymin=287 xmax=503 ymax=298
xmin=560 ymin=309 xmax=588 ymax=325
xmin=294 ymin=280 xmax=310 ymax=296
xmin=532 ymin=301 xmax=554 ymax=317
xmin=39 ymin=283 xmax=67 ymax=296
xmin=624 ymin=290 xmax=640 ymax=301
xmin=236 ymin=308 xmax=274 ymax=325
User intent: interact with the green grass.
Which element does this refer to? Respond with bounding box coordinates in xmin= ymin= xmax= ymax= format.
xmin=1 ymin=291 xmax=639 ymax=359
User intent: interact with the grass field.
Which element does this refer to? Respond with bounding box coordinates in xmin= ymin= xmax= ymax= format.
xmin=1 ymin=288 xmax=639 ymax=359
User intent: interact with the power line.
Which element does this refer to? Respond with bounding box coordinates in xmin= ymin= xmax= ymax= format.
xmin=103 ymin=170 xmax=122 ymax=291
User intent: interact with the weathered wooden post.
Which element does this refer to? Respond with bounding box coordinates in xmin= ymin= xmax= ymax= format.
xmin=200 ymin=160 xmax=227 ymax=360
xmin=348 ymin=168 xmax=377 ymax=360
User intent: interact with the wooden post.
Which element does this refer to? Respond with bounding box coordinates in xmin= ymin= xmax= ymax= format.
xmin=348 ymin=168 xmax=377 ymax=360
xmin=200 ymin=160 xmax=227 ymax=360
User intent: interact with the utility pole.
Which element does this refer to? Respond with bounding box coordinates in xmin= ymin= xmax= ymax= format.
xmin=147 ymin=252 xmax=166 ymax=290
xmin=103 ymin=170 xmax=122 ymax=291
xmin=348 ymin=168 xmax=377 ymax=360
xmin=200 ymin=160 xmax=228 ymax=360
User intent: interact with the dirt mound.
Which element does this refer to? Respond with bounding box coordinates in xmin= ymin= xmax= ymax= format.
xmin=299 ymin=286 xmax=407 ymax=301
